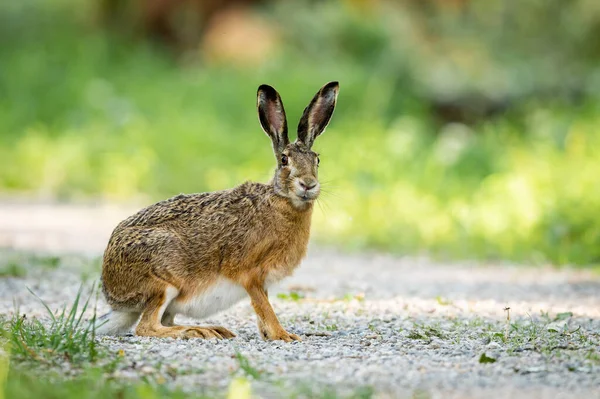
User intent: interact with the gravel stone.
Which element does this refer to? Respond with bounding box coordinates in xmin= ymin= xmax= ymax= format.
xmin=1 ymin=203 xmax=600 ymax=398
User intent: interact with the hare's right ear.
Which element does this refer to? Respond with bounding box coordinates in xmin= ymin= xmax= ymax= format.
xmin=257 ymin=84 xmax=289 ymax=158
xmin=297 ymin=81 xmax=339 ymax=149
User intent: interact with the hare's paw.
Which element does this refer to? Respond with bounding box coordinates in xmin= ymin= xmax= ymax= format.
xmin=205 ymin=325 xmax=236 ymax=339
xmin=282 ymin=331 xmax=302 ymax=342
xmin=264 ymin=328 xmax=302 ymax=342
xmin=183 ymin=326 xmax=235 ymax=339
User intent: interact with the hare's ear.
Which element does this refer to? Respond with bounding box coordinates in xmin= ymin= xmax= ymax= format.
xmin=297 ymin=81 xmax=339 ymax=149
xmin=257 ymin=84 xmax=289 ymax=157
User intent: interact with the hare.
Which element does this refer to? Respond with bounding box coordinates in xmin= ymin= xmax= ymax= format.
xmin=98 ymin=81 xmax=339 ymax=341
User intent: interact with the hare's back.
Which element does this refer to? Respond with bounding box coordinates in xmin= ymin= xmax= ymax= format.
xmin=117 ymin=192 xmax=215 ymax=229
xmin=110 ymin=183 xmax=273 ymax=247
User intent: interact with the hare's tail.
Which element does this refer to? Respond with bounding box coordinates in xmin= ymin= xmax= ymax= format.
xmin=95 ymin=311 xmax=140 ymax=336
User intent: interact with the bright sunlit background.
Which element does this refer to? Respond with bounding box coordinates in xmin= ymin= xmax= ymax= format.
xmin=1 ymin=0 xmax=600 ymax=266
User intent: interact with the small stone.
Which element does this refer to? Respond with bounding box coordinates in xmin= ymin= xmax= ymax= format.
xmin=486 ymin=341 xmax=501 ymax=350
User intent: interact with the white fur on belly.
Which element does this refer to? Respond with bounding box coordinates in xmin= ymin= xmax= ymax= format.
xmin=167 ymin=278 xmax=247 ymax=319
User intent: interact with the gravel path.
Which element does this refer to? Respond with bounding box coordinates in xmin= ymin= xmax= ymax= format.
xmin=1 ymin=202 xmax=599 ymax=398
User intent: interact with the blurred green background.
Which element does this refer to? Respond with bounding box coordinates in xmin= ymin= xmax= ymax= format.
xmin=1 ymin=0 xmax=600 ymax=266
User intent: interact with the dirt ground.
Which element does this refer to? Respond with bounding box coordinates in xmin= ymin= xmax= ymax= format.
xmin=1 ymin=202 xmax=599 ymax=398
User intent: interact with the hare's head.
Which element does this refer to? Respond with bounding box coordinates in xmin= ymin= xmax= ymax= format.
xmin=257 ymin=81 xmax=339 ymax=209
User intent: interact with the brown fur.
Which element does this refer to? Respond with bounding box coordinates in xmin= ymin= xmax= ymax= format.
xmin=100 ymin=82 xmax=339 ymax=341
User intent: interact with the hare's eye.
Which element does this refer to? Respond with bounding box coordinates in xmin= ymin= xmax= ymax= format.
xmin=316 ymin=157 xmax=320 ymax=166
xmin=281 ymin=154 xmax=288 ymax=166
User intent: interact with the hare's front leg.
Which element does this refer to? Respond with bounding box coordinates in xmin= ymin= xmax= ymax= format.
xmin=135 ymin=286 xmax=235 ymax=339
xmin=245 ymin=284 xmax=301 ymax=342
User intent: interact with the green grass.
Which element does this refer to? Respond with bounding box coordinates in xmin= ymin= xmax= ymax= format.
xmin=277 ymin=292 xmax=306 ymax=302
xmin=1 ymin=278 xmax=597 ymax=398
xmin=478 ymin=353 xmax=497 ymax=364
xmin=0 ymin=262 xmax=27 ymax=278
xmin=407 ymin=325 xmax=446 ymax=341
xmin=0 ymin=251 xmax=103 ymax=280
xmin=0 ymin=285 xmax=373 ymax=399
xmin=4 ymin=286 xmax=101 ymax=365
xmin=1 ymin=0 xmax=600 ymax=266
xmin=453 ymin=313 xmax=600 ymax=366
xmin=290 ymin=385 xmax=374 ymax=399
xmin=234 ymin=352 xmax=264 ymax=380
xmin=0 ymin=253 xmax=62 ymax=278
xmin=3 ymin=367 xmax=208 ymax=399
xmin=0 ymin=287 xmax=134 ymax=399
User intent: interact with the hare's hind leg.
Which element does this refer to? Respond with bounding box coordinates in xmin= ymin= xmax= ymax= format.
xmin=135 ymin=286 xmax=235 ymax=339
xmin=135 ymin=286 xmax=191 ymax=338
xmin=160 ymin=311 xmax=175 ymax=326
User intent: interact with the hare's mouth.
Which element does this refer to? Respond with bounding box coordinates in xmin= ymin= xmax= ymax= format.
xmin=295 ymin=190 xmax=319 ymax=203
xmin=290 ymin=178 xmax=320 ymax=205
xmin=289 ymin=192 xmax=318 ymax=209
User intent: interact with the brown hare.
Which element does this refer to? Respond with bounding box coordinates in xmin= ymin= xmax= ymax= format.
xmin=98 ymin=81 xmax=339 ymax=341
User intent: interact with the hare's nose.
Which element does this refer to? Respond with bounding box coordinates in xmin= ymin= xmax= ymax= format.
xmin=299 ymin=180 xmax=317 ymax=191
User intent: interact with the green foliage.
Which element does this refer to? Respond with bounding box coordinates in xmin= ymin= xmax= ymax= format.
xmin=1 ymin=0 xmax=600 ymax=266
xmin=478 ymin=353 xmax=497 ymax=364
xmin=554 ymin=312 xmax=574 ymax=322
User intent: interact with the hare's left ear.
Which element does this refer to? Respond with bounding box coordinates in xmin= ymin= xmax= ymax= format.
xmin=297 ymin=81 xmax=339 ymax=149
xmin=257 ymin=84 xmax=289 ymax=158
